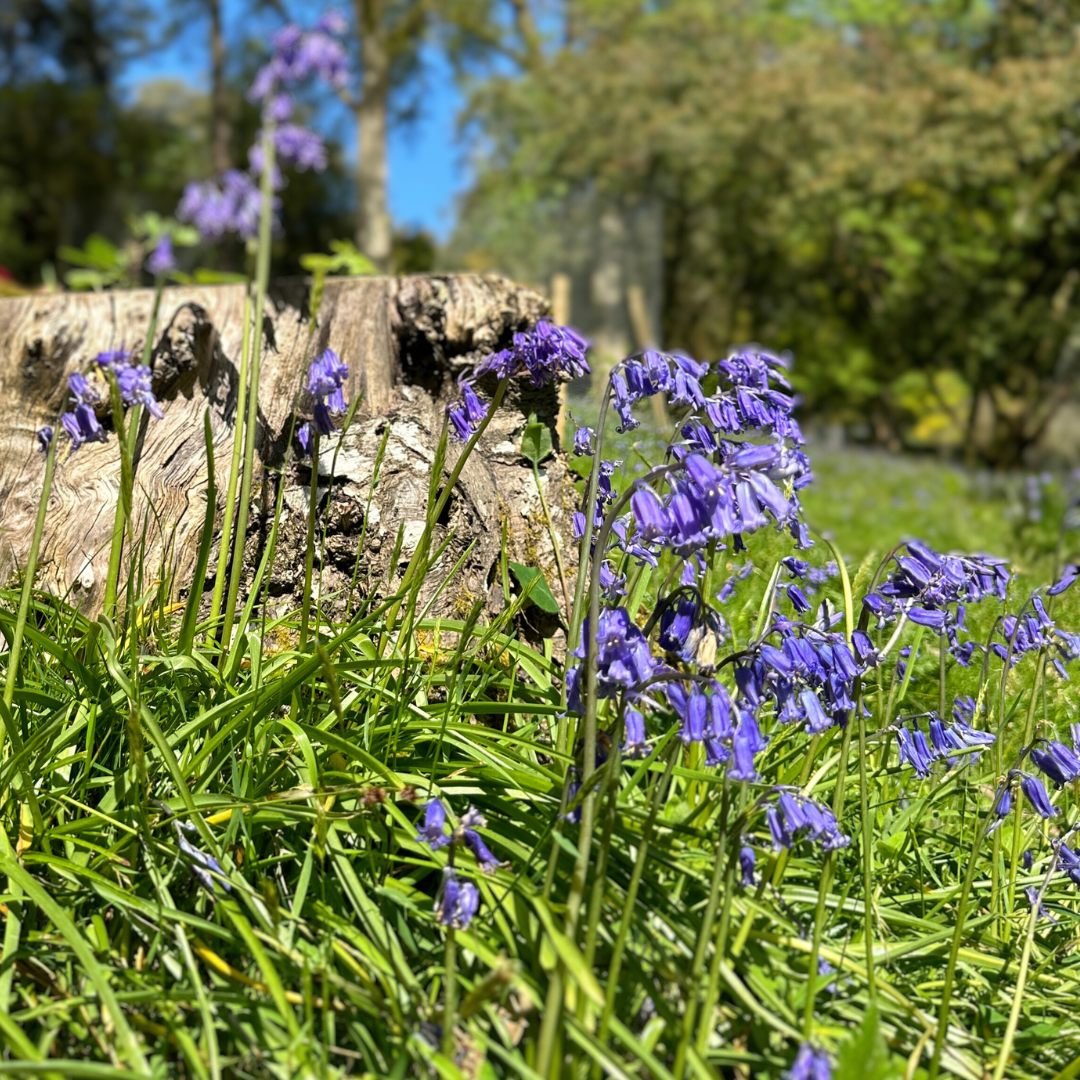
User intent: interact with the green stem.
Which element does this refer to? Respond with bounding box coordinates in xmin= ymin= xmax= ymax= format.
xmin=207 ymin=289 xmax=252 ymax=638
xmin=221 ymin=125 xmax=276 ymax=662
xmin=442 ymin=928 xmax=458 ymax=1059
xmin=672 ymin=783 xmax=731 ymax=1079
xmin=299 ymin=433 xmax=320 ymax=651
xmin=3 ymin=439 xmax=56 ymax=714
xmin=857 ymin=708 xmax=877 ymax=999
xmin=993 ymin=859 xmax=1055 ymax=1080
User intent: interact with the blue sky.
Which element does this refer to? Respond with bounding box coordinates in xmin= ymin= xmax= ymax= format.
xmin=123 ymin=4 xmax=466 ymax=239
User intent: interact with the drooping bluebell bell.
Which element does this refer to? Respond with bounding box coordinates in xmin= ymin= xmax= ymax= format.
xmin=435 ymin=869 xmax=480 ymax=930
xmin=417 ymin=799 xmax=451 ymax=850
xmin=622 ymin=705 xmax=648 ymax=758
xmin=926 ymin=713 xmax=995 ymax=761
xmin=1019 ymin=772 xmax=1058 ymax=818
xmin=818 ymin=956 xmax=838 ymax=995
xmin=786 ymin=584 xmax=811 ymax=614
xmin=1056 ymin=840 xmax=1080 ymax=886
xmin=146 ymin=235 xmax=175 ymax=276
xmin=785 ymin=1042 xmax=832 ymax=1080
xmin=179 ymin=169 xmax=267 ymax=241
xmin=173 ymin=821 xmax=232 ymax=894
xmin=993 ymin=595 xmax=1080 ymax=679
xmin=739 ymin=844 xmax=756 ymax=887
xmin=1026 ymin=886 xmax=1057 ymax=923
xmin=897 ymin=725 xmax=936 ymax=777
xmin=249 ymin=14 xmax=350 ymax=103
xmin=460 ymin=809 xmax=501 ymax=874
xmin=1049 ymin=563 xmax=1079 ymax=597
xmin=296 ymin=348 xmax=349 ymax=452
xmin=35 ymin=426 xmax=53 ymax=453
xmin=447 ymin=380 xmax=488 ymax=441
xmin=573 ymin=425 xmax=595 ymax=456
xmin=250 ymin=123 xmax=327 ymax=174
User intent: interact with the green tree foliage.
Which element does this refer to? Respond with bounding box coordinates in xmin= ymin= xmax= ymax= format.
xmin=453 ymin=0 xmax=1080 ymax=464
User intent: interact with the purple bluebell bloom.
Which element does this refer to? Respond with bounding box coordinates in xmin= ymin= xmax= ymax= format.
xmin=474 ymin=321 xmax=590 ymax=386
xmin=60 ymin=404 xmax=107 ymax=452
xmin=462 ymin=827 xmax=500 ymax=874
xmin=447 ymin=380 xmax=489 ymax=442
xmin=1020 ymin=773 xmax=1058 ymax=818
xmin=435 ymin=869 xmax=480 ymax=929
xmin=417 ymin=799 xmax=450 ymax=850
xmin=622 ymin=705 xmax=648 ymax=758
xmin=897 ymin=725 xmax=936 ymax=777
xmin=174 ymin=821 xmax=231 ymax=894
xmin=572 ymin=426 xmax=595 ymax=456
xmin=146 ymin=235 xmax=175 ymax=276
xmin=739 ymin=844 xmax=756 ymax=887
xmin=35 ymin=426 xmax=53 ymax=453
xmin=1049 ymin=564 xmax=1078 ymax=596
xmin=768 ymin=789 xmax=849 ymax=853
xmin=785 ymin=1042 xmax=832 ymax=1080
xmin=565 ymin=607 xmax=660 ymax=714
xmin=1056 ymin=840 xmax=1080 ymax=885
xmin=249 ymin=16 xmax=350 ymax=102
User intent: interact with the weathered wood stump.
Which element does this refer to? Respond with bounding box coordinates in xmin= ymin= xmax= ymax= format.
xmin=0 ymin=275 xmax=578 ymax=626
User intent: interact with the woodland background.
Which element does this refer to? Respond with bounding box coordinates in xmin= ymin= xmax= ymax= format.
xmin=3 ymin=0 xmax=1080 ymax=468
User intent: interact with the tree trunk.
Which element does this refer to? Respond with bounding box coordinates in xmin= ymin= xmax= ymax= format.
xmin=0 ymin=275 xmax=576 ymax=628
xmin=355 ymin=0 xmax=394 ymax=272
xmin=209 ymin=0 xmax=230 ymax=174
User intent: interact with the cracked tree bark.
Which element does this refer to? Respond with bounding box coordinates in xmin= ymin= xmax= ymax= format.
xmin=0 ymin=274 xmax=578 ymax=630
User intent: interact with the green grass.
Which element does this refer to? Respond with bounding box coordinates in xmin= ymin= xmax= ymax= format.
xmin=1 ymin=426 xmax=1078 ymax=1079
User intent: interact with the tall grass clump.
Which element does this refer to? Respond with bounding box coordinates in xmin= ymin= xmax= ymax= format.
xmin=3 ymin=12 xmax=1080 ymax=1080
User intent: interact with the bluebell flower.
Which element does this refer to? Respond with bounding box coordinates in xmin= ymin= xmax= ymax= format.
xmin=462 ymin=827 xmax=500 ymax=874
xmin=249 ymin=16 xmax=349 ymax=102
xmin=573 ymin=426 xmax=595 ymax=456
xmin=447 ymin=381 xmax=490 ymax=442
xmin=296 ymin=348 xmax=349 ymax=452
xmin=897 ymin=725 xmax=936 ymax=777
xmin=1056 ymin=840 xmax=1080 ymax=885
xmin=146 ymin=235 xmax=175 ymax=276
xmin=1048 ymin=564 xmax=1078 ymax=596
xmin=565 ymin=607 xmax=661 ymax=714
xmin=785 ymin=1042 xmax=832 ymax=1080
xmin=435 ymin=869 xmax=480 ymax=929
xmin=767 ymin=789 xmax=849 ymax=852
xmin=173 ymin=821 xmax=231 ymax=894
xmin=786 ymin=584 xmax=811 ymax=614
xmin=35 ymin=426 xmax=53 ymax=453
xmin=179 ymin=169 xmax=267 ymax=241
xmin=1019 ymin=772 xmax=1058 ymax=818
xmin=296 ymin=422 xmax=312 ymax=454
xmin=60 ymin=404 xmax=107 ymax=452
xmin=739 ymin=844 xmax=756 ymax=887
xmin=250 ymin=123 xmax=327 ymax=173
xmin=622 ymin=705 xmax=648 ymax=758
xmin=417 ymin=799 xmax=450 ymax=850
xmin=1026 ymin=886 xmax=1057 ymax=923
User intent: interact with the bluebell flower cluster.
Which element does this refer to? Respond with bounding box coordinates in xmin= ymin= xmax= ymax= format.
xmin=417 ymin=799 xmax=507 ymax=929
xmin=863 ymin=540 xmax=1009 ymax=662
xmin=895 ymin=712 xmax=995 ymax=777
xmin=565 ymin=608 xmax=660 ymax=714
xmin=447 ymin=322 xmax=591 ymax=442
xmin=473 ymin=320 xmax=590 ymax=386
xmin=297 ymin=348 xmax=349 ymax=453
xmin=785 ymin=1042 xmax=832 ymax=1080
xmin=179 ymin=12 xmax=346 ymax=242
xmin=992 ymin=595 xmax=1080 ymax=679
xmin=435 ymin=869 xmax=480 ymax=930
xmin=734 ymin=618 xmax=863 ymax=735
xmin=57 ymin=350 xmax=165 ymax=453
xmin=765 ymin=789 xmax=850 ymax=853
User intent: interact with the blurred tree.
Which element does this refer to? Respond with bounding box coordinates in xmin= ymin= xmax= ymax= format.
xmin=452 ymin=0 xmax=1080 ymax=465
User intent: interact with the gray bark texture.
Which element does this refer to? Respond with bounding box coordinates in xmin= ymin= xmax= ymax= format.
xmin=0 ymin=274 xmax=579 ymax=630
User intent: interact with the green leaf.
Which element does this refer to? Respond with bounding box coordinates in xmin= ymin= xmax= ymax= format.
xmin=508 ymin=561 xmax=560 ymax=615
xmin=520 ymin=414 xmax=553 ymax=466
xmin=192 ymin=268 xmax=249 ymax=284
xmin=834 ymin=1005 xmax=903 ymax=1080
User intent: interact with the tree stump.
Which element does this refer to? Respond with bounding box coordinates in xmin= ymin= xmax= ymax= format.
xmin=0 ymin=275 xmax=579 ymax=627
